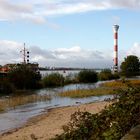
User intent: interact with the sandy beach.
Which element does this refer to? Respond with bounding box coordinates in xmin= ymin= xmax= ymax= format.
xmin=0 ymin=101 xmax=111 ymax=140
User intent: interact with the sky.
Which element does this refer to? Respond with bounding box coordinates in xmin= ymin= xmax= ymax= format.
xmin=0 ymin=0 xmax=140 ymax=68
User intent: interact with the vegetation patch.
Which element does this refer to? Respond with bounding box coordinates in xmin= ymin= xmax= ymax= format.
xmin=120 ymin=55 xmax=140 ymax=77
xmin=102 ymin=80 xmax=140 ymax=88
xmin=53 ymin=86 xmax=140 ymax=140
xmin=59 ymin=80 xmax=140 ymax=98
xmin=42 ymin=73 xmax=65 ymax=87
xmin=59 ymin=88 xmax=117 ymax=98
xmin=98 ymin=69 xmax=119 ymax=81
xmin=77 ymin=70 xmax=98 ymax=83
xmin=8 ymin=64 xmax=41 ymax=89
xmin=0 ymin=94 xmax=51 ymax=112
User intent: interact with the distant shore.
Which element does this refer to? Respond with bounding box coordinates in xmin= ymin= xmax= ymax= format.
xmin=0 ymin=101 xmax=111 ymax=140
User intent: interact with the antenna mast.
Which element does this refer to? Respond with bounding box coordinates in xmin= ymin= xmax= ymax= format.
xmin=20 ymin=43 xmax=30 ymax=64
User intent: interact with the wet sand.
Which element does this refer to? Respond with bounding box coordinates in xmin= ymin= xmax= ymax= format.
xmin=0 ymin=101 xmax=111 ymax=140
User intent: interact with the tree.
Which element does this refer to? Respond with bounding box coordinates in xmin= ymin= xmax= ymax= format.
xmin=120 ymin=55 xmax=140 ymax=77
xmin=8 ymin=64 xmax=41 ymax=89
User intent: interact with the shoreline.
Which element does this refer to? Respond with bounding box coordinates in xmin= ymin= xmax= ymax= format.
xmin=0 ymin=101 xmax=111 ymax=140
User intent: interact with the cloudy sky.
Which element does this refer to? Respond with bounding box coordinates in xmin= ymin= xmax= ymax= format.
xmin=0 ymin=0 xmax=140 ymax=68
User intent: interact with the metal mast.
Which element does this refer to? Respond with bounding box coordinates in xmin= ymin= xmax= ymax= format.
xmin=20 ymin=43 xmax=30 ymax=64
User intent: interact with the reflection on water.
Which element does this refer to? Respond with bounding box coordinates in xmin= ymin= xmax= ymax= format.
xmin=0 ymin=82 xmax=113 ymax=134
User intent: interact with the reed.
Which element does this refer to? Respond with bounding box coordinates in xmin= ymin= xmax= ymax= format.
xmin=101 ymin=80 xmax=140 ymax=88
xmin=59 ymin=88 xmax=116 ymax=98
xmin=59 ymin=80 xmax=140 ymax=98
xmin=0 ymin=94 xmax=51 ymax=112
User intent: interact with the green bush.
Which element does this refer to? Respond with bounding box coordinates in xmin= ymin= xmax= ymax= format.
xmin=53 ymin=86 xmax=140 ymax=140
xmin=8 ymin=64 xmax=41 ymax=89
xmin=42 ymin=73 xmax=64 ymax=87
xmin=77 ymin=70 xmax=98 ymax=83
xmin=0 ymin=79 xmax=14 ymax=94
xmin=98 ymin=69 xmax=120 ymax=81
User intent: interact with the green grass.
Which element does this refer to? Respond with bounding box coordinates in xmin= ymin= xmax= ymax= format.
xmin=59 ymin=88 xmax=117 ymax=98
xmin=0 ymin=94 xmax=51 ymax=112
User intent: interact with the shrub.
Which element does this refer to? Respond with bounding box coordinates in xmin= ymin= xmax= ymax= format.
xmin=42 ymin=73 xmax=64 ymax=87
xmin=64 ymin=73 xmax=78 ymax=85
xmin=98 ymin=69 xmax=120 ymax=81
xmin=53 ymin=86 xmax=140 ymax=140
xmin=77 ymin=70 xmax=98 ymax=83
xmin=8 ymin=64 xmax=41 ymax=89
xmin=0 ymin=79 xmax=14 ymax=94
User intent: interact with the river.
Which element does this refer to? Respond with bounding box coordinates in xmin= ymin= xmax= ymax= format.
xmin=40 ymin=69 xmax=101 ymax=78
xmin=0 ymin=82 xmax=113 ymax=134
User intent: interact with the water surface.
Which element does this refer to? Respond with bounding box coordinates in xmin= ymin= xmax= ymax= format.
xmin=0 ymin=82 xmax=113 ymax=134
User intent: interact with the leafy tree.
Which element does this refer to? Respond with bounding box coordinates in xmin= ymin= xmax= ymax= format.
xmin=120 ymin=55 xmax=140 ymax=77
xmin=78 ymin=70 xmax=98 ymax=83
xmin=8 ymin=64 xmax=41 ymax=89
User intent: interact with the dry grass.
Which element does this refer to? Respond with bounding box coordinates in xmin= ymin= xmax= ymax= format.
xmin=59 ymin=80 xmax=140 ymax=98
xmin=101 ymin=80 xmax=140 ymax=88
xmin=59 ymin=88 xmax=116 ymax=98
xmin=0 ymin=94 xmax=51 ymax=111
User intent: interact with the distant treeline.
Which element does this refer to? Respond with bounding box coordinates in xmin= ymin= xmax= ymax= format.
xmin=39 ymin=67 xmax=104 ymax=71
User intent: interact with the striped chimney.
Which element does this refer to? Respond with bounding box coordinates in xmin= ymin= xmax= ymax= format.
xmin=113 ymin=25 xmax=119 ymax=72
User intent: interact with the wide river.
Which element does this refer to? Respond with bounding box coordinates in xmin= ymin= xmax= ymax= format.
xmin=0 ymin=81 xmax=113 ymax=134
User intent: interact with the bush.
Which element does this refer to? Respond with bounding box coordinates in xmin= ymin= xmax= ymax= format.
xmin=77 ymin=70 xmax=98 ymax=83
xmin=53 ymin=86 xmax=140 ymax=140
xmin=0 ymin=79 xmax=14 ymax=94
xmin=42 ymin=73 xmax=64 ymax=87
xmin=8 ymin=64 xmax=41 ymax=89
xmin=64 ymin=74 xmax=78 ymax=85
xmin=98 ymin=69 xmax=120 ymax=81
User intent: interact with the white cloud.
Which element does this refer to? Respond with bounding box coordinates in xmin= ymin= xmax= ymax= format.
xmin=0 ymin=40 xmax=114 ymax=68
xmin=1 ymin=40 xmax=140 ymax=68
xmin=54 ymin=46 xmax=81 ymax=54
xmin=127 ymin=42 xmax=140 ymax=57
xmin=0 ymin=0 xmax=33 ymax=21
xmin=0 ymin=0 xmax=140 ymax=23
xmin=0 ymin=40 xmax=23 ymax=64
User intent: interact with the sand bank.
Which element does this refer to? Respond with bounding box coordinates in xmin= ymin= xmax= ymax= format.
xmin=0 ymin=101 xmax=111 ymax=140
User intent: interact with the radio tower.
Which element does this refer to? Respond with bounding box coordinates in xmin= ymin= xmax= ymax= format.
xmin=20 ymin=43 xmax=30 ymax=64
xmin=113 ymin=25 xmax=119 ymax=72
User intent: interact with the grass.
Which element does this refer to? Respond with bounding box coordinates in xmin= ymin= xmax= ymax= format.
xmin=59 ymin=88 xmax=117 ymax=98
xmin=0 ymin=94 xmax=51 ymax=112
xmin=59 ymin=80 xmax=140 ymax=98
xmin=101 ymin=79 xmax=140 ymax=88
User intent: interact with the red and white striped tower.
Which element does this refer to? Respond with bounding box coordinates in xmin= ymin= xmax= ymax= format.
xmin=113 ymin=25 xmax=119 ymax=72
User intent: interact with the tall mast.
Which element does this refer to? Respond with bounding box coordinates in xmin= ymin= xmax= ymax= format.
xmin=20 ymin=43 xmax=30 ymax=64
